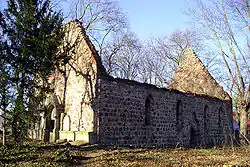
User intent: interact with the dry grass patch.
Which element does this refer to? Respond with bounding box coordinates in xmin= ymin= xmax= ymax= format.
xmin=1 ymin=143 xmax=250 ymax=166
xmin=76 ymin=146 xmax=250 ymax=166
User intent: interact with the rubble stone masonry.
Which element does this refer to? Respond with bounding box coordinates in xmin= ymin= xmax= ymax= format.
xmin=97 ymin=77 xmax=232 ymax=147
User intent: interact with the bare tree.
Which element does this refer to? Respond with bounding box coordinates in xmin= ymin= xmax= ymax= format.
xmin=69 ymin=0 xmax=128 ymax=58
xmin=101 ymin=31 xmax=128 ymax=75
xmin=187 ymin=0 xmax=250 ymax=135
xmin=65 ymin=0 xmax=148 ymax=81
xmin=160 ymin=30 xmax=204 ymax=66
xmin=140 ymin=29 xmax=216 ymax=86
xmin=138 ymin=45 xmax=172 ymax=86
xmin=103 ymin=32 xmax=142 ymax=80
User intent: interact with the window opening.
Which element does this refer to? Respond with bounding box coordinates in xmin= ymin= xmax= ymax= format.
xmin=145 ymin=95 xmax=153 ymax=126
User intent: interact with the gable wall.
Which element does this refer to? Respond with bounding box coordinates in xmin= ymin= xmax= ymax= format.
xmin=168 ymin=49 xmax=229 ymax=100
xmin=97 ymin=77 xmax=233 ymax=147
xmin=49 ymin=22 xmax=98 ymax=141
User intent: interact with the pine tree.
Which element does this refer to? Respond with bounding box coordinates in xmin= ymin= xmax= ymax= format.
xmin=0 ymin=0 xmax=65 ymax=144
xmin=0 ymin=37 xmax=11 ymax=146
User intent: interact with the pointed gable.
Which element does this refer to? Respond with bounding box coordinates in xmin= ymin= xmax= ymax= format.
xmin=64 ymin=20 xmax=108 ymax=77
xmin=168 ymin=48 xmax=230 ymax=100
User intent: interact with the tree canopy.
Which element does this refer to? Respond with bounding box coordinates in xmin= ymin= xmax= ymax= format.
xmin=0 ymin=0 xmax=65 ymax=144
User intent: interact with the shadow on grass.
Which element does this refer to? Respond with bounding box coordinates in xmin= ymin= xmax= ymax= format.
xmin=0 ymin=143 xmax=161 ymax=166
xmin=81 ymin=149 xmax=156 ymax=166
xmin=0 ymin=152 xmax=48 ymax=164
xmin=72 ymin=155 xmax=91 ymax=160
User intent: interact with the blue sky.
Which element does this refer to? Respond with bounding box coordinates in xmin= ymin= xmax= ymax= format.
xmin=0 ymin=0 xmax=191 ymax=40
xmin=119 ymin=0 xmax=191 ymax=40
xmin=0 ymin=0 xmax=7 ymax=10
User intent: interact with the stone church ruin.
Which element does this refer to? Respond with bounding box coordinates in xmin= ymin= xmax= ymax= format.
xmin=30 ymin=20 xmax=233 ymax=147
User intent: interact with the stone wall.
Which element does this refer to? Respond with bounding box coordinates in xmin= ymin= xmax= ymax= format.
xmin=97 ymin=77 xmax=233 ymax=147
xmin=168 ymin=48 xmax=230 ymax=100
xmin=53 ymin=22 xmax=99 ymax=142
xmin=31 ymin=21 xmax=100 ymax=142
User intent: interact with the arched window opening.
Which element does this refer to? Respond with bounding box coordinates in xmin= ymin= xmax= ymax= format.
xmin=44 ymin=103 xmax=55 ymax=140
xmin=193 ymin=111 xmax=199 ymax=125
xmin=145 ymin=95 xmax=153 ymax=126
xmin=219 ymin=107 xmax=223 ymax=132
xmin=191 ymin=111 xmax=201 ymax=147
xmin=49 ymin=120 xmax=55 ymax=132
xmin=204 ymin=105 xmax=208 ymax=131
xmin=190 ymin=127 xmax=196 ymax=147
xmin=176 ymin=100 xmax=183 ymax=132
xmin=63 ymin=115 xmax=71 ymax=131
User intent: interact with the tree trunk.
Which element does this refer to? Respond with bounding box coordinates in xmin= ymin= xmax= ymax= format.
xmin=2 ymin=119 xmax=6 ymax=146
xmin=12 ymin=116 xmax=18 ymax=143
xmin=239 ymin=104 xmax=248 ymax=136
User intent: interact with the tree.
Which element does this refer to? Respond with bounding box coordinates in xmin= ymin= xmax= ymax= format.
xmin=102 ymin=32 xmax=142 ymax=80
xmin=140 ymin=29 xmax=215 ymax=86
xmin=0 ymin=38 xmax=11 ymax=146
xmin=0 ymin=0 xmax=65 ymax=144
xmin=138 ymin=44 xmax=171 ymax=86
xmin=67 ymin=0 xmax=144 ymax=80
xmin=187 ymin=0 xmax=250 ymax=135
xmin=154 ymin=30 xmax=204 ymax=66
xmin=70 ymin=0 xmax=128 ymax=58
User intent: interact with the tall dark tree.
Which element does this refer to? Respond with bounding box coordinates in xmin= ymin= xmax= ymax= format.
xmin=0 ymin=0 xmax=65 ymax=144
xmin=0 ymin=36 xmax=11 ymax=146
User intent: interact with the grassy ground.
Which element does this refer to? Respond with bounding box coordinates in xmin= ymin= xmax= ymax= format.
xmin=0 ymin=142 xmax=250 ymax=167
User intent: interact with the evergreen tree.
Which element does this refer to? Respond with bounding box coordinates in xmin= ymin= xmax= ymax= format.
xmin=0 ymin=0 xmax=65 ymax=144
xmin=0 ymin=34 xmax=11 ymax=146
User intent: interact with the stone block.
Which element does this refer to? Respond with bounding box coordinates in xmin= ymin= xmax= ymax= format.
xmin=59 ymin=131 xmax=75 ymax=141
xmin=75 ymin=131 xmax=89 ymax=142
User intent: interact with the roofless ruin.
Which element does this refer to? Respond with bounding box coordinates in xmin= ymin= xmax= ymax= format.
xmin=30 ymin=20 xmax=233 ymax=147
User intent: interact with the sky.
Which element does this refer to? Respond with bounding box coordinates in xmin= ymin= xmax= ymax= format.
xmin=119 ymin=0 xmax=191 ymax=40
xmin=0 ymin=0 xmax=6 ymax=10
xmin=0 ymin=0 xmax=191 ymax=41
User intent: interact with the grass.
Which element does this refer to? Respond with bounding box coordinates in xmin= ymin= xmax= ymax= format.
xmin=0 ymin=142 xmax=250 ymax=167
